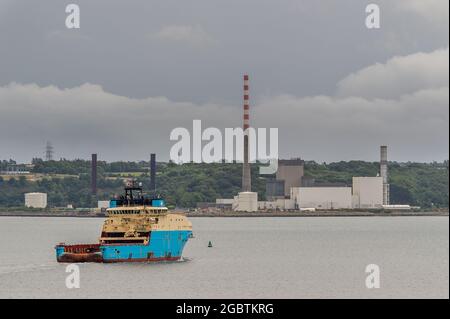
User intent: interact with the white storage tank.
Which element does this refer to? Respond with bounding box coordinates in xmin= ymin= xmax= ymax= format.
xmin=24 ymin=192 xmax=47 ymax=208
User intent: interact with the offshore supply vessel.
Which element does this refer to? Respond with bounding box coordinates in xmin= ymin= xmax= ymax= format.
xmin=55 ymin=182 xmax=192 ymax=263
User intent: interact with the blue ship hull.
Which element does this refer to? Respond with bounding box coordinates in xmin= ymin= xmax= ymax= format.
xmin=56 ymin=230 xmax=192 ymax=263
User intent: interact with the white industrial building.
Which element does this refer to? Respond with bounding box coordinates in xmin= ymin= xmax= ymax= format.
xmin=97 ymin=200 xmax=110 ymax=209
xmin=232 ymin=192 xmax=258 ymax=212
xmin=352 ymin=177 xmax=383 ymax=209
xmin=291 ymin=187 xmax=352 ymax=209
xmin=24 ymin=192 xmax=47 ymax=208
xmin=216 ymin=198 xmax=234 ymax=205
xmin=258 ymin=199 xmax=295 ymax=210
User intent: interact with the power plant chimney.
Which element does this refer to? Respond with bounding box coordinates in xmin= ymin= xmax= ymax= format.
xmin=380 ymin=146 xmax=389 ymax=205
xmin=242 ymin=74 xmax=251 ymax=192
xmin=150 ymin=153 xmax=156 ymax=193
xmin=91 ymin=153 xmax=97 ymax=195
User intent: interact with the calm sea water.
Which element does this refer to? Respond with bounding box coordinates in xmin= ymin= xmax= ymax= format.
xmin=0 ymin=216 xmax=448 ymax=298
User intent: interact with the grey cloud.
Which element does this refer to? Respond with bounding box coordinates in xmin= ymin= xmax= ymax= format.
xmin=0 ymin=47 xmax=448 ymax=163
xmin=0 ymin=1 xmax=448 ymax=163
xmin=0 ymin=0 xmax=448 ymax=103
xmin=394 ymin=0 xmax=449 ymax=27
xmin=152 ymin=25 xmax=217 ymax=47
xmin=254 ymin=87 xmax=448 ymax=163
xmin=337 ymin=48 xmax=449 ymax=99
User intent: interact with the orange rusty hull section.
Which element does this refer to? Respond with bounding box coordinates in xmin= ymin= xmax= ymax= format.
xmin=57 ymin=252 xmax=103 ymax=263
xmin=56 ymin=243 xmax=103 ymax=263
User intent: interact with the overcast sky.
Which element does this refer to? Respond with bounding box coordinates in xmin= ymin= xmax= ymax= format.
xmin=0 ymin=0 xmax=448 ymax=163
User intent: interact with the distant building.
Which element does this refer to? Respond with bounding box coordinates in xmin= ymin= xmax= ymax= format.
xmin=301 ymin=176 xmax=316 ymax=187
xmin=265 ymin=179 xmax=285 ymax=200
xmin=258 ymin=199 xmax=295 ymax=210
xmin=276 ymin=159 xmax=304 ymax=197
xmin=291 ymin=187 xmax=352 ymax=210
xmin=215 ymin=198 xmax=234 ymax=209
xmin=352 ymin=177 xmax=383 ymax=209
xmin=266 ymin=158 xmax=304 ymax=200
xmin=382 ymin=204 xmax=411 ymax=210
xmin=25 ymin=192 xmax=47 ymax=208
xmin=233 ymin=192 xmax=258 ymax=212
xmin=97 ymin=201 xmax=110 ymax=209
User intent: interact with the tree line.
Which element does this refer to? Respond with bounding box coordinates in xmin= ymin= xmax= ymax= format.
xmin=0 ymin=159 xmax=448 ymax=208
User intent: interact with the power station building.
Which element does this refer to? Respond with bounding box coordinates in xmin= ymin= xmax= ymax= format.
xmin=218 ymin=74 xmax=392 ymax=213
xmin=352 ymin=177 xmax=383 ymax=209
xmin=290 ymin=177 xmax=385 ymax=210
xmin=232 ymin=192 xmax=258 ymax=212
xmin=266 ymin=159 xmax=304 ymax=200
xmin=291 ymin=187 xmax=352 ymax=209
xmin=222 ymin=144 xmax=392 ymax=212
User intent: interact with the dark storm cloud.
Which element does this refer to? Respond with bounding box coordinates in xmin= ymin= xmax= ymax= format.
xmin=0 ymin=0 xmax=448 ymax=162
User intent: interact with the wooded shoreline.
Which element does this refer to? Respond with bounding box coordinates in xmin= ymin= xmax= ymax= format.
xmin=0 ymin=210 xmax=448 ymax=218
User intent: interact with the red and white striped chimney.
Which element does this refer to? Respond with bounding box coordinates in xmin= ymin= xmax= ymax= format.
xmin=243 ymin=74 xmax=250 ymax=130
xmin=242 ymin=74 xmax=251 ymax=192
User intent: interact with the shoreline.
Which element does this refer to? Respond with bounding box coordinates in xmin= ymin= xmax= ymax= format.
xmin=0 ymin=210 xmax=448 ymax=218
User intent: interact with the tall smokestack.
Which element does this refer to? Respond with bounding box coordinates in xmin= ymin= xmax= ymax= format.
xmin=242 ymin=74 xmax=251 ymax=192
xmin=91 ymin=153 xmax=97 ymax=195
xmin=380 ymin=146 xmax=389 ymax=205
xmin=150 ymin=153 xmax=156 ymax=192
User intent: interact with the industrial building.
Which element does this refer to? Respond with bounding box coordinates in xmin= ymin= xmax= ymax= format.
xmin=215 ymin=75 xmax=393 ymax=213
xmin=97 ymin=200 xmax=110 ymax=209
xmin=291 ymin=187 xmax=352 ymax=209
xmin=352 ymin=177 xmax=383 ymax=209
xmin=25 ymin=192 xmax=47 ymax=208
xmin=258 ymin=198 xmax=295 ymax=210
xmin=233 ymin=192 xmax=258 ymax=212
xmin=217 ymin=144 xmax=393 ymax=212
xmin=266 ymin=159 xmax=304 ymax=199
xmin=265 ymin=179 xmax=285 ymax=200
xmin=276 ymin=159 xmax=304 ymax=197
